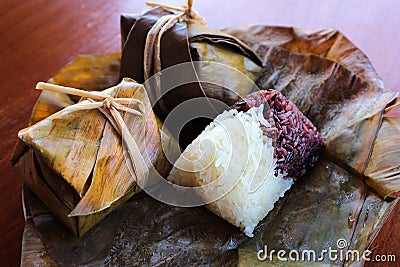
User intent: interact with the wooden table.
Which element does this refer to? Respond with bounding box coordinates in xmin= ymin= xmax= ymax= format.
xmin=0 ymin=0 xmax=399 ymax=266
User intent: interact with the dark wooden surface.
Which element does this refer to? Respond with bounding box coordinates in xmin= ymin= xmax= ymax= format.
xmin=0 ymin=0 xmax=399 ymax=266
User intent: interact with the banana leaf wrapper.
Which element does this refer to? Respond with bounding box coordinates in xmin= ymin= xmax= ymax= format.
xmin=18 ymin=26 xmax=400 ymax=266
xmin=12 ymin=55 xmax=175 ymax=237
xmin=120 ymin=7 xmax=263 ymax=147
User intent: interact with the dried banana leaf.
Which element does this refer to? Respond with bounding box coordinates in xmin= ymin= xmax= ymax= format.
xmin=120 ymin=7 xmax=262 ymax=147
xmin=223 ymin=26 xmax=385 ymax=89
xmin=365 ymin=97 xmax=400 ymax=198
xmin=19 ymin=26 xmax=400 ymax=266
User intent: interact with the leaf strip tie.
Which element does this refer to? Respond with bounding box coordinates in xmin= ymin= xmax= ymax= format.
xmin=144 ymin=0 xmax=206 ymax=81
xmin=142 ymin=0 xmax=206 ymax=112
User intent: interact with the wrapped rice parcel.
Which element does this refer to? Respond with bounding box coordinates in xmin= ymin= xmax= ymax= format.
xmin=119 ymin=1 xmax=263 ymax=146
xmin=13 ymin=78 xmax=174 ymax=237
xmin=169 ymin=90 xmax=324 ymax=237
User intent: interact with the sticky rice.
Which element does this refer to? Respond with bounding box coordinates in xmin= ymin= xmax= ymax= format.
xmin=169 ymin=90 xmax=323 ymax=237
xmin=169 ymin=105 xmax=293 ymax=237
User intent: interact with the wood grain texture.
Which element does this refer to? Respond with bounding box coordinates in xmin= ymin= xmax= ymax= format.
xmin=0 ymin=0 xmax=398 ymax=266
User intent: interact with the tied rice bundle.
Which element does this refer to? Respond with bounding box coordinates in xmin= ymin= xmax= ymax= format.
xmin=119 ymin=1 xmax=262 ymax=146
xmin=13 ymin=78 xmax=174 ymax=236
xmin=169 ymin=90 xmax=323 ymax=237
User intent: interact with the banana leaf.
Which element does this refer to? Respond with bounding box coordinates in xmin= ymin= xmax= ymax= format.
xmin=365 ymin=98 xmax=400 ymax=198
xmin=18 ymin=26 xmax=400 ymax=266
xmin=223 ymin=26 xmax=385 ymax=89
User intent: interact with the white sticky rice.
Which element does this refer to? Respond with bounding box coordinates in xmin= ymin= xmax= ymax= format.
xmin=168 ymin=105 xmax=294 ymax=237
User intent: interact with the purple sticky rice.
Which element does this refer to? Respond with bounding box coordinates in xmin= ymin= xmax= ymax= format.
xmin=231 ymin=90 xmax=324 ymax=179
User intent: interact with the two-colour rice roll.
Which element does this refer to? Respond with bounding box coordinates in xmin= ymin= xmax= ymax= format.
xmin=168 ymin=90 xmax=324 ymax=237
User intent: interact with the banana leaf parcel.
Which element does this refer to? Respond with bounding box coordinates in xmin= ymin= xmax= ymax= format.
xmin=120 ymin=4 xmax=262 ymax=147
xmin=13 ymin=59 xmax=175 ymax=237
